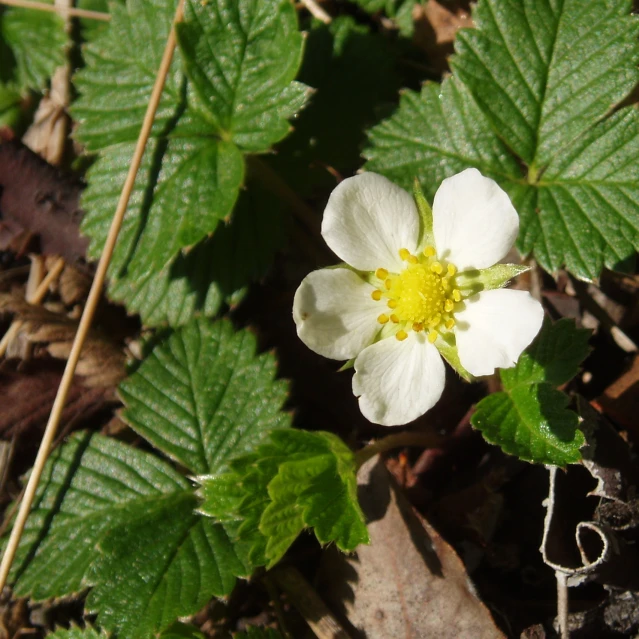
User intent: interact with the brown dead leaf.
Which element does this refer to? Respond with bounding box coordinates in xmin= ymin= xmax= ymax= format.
xmin=413 ymin=1 xmax=473 ymax=74
xmin=596 ymin=352 xmax=639 ymax=437
xmin=0 ymin=359 xmax=117 ymax=443
xmin=0 ymin=141 xmax=88 ymax=263
xmin=0 ymin=291 xmax=126 ymax=387
xmin=317 ymin=456 xmax=505 ymax=639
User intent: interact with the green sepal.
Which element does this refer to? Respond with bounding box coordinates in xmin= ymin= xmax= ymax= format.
xmin=456 ymin=264 xmax=530 ymax=295
xmin=413 ymin=178 xmax=434 ymax=248
xmin=436 ymin=332 xmax=474 ymax=383
xmin=338 ymin=358 xmax=355 ymax=372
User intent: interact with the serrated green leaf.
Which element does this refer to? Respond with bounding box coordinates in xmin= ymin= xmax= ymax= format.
xmin=471 ymin=320 xmax=588 ymax=465
xmin=472 ymin=385 xmax=584 ymax=465
xmin=199 ymin=430 xmax=369 ymax=569
xmin=46 ymin=627 xmax=104 ymax=639
xmin=106 ymin=182 xmax=287 ymax=327
xmin=451 ymin=0 xmax=639 ymax=168
xmin=364 ymin=0 xmax=639 ymax=280
xmin=72 ymin=0 xmax=184 ymax=151
xmin=501 ymin=318 xmax=591 ymax=389
xmin=1 ymin=5 xmax=66 ymax=92
xmin=160 ymin=622 xmax=206 ymax=639
xmin=119 ymin=318 xmax=290 ymax=475
xmin=364 ymin=78 xmax=521 ymax=199
xmin=177 ymin=0 xmax=309 ymax=152
xmin=10 ymin=432 xmax=249 ymax=639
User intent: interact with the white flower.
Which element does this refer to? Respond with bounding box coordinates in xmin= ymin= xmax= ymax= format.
xmin=293 ymin=168 xmax=544 ymax=426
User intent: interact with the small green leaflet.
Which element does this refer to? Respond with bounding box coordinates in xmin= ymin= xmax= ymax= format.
xmin=365 ymin=0 xmax=639 ymax=280
xmin=471 ymin=319 xmax=590 ymax=465
xmin=10 ymin=319 xmax=292 ymax=638
xmin=74 ymin=0 xmax=308 ymax=326
xmin=160 ymin=622 xmax=206 ymax=639
xmin=0 ymin=4 xmax=66 ymax=125
xmin=199 ymin=429 xmax=370 ymax=569
xmin=350 ymin=0 xmax=415 ymax=36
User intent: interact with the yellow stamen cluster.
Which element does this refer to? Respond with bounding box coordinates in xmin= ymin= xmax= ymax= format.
xmin=371 ymin=246 xmax=462 ymax=342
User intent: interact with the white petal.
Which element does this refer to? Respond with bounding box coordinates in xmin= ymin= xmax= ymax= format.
xmin=352 ymin=332 xmax=446 ymax=426
xmin=321 ymin=173 xmax=419 ymax=273
xmin=455 ymin=289 xmax=544 ymax=377
xmin=432 ymin=168 xmax=519 ymax=271
xmin=293 ymin=268 xmax=381 ymax=360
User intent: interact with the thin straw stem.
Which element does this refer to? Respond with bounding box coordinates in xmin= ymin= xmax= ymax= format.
xmin=0 ymin=0 xmax=110 ymax=20
xmin=0 ymin=0 xmax=185 ymax=592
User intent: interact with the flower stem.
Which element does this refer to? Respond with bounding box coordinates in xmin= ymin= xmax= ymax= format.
xmin=354 ymin=430 xmax=445 ymax=468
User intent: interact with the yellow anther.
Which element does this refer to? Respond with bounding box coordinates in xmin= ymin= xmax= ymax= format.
xmin=428 ymin=330 xmax=438 ymax=343
xmin=390 ymin=314 xmax=399 ymax=323
xmin=452 ymin=289 xmax=462 ymax=302
xmin=385 ymin=278 xmax=392 ymax=290
xmin=444 ymin=299 xmax=454 ymax=313
xmin=371 ymin=289 xmax=382 ymax=301
xmin=377 ymin=313 xmax=389 ymax=324
xmin=399 ymin=248 xmax=411 ymax=261
xmin=412 ymin=322 xmax=423 ymax=332
xmin=375 ymin=267 xmax=388 ymax=280
xmin=387 ymin=299 xmax=398 ymax=309
xmin=428 ymin=314 xmax=441 ymax=328
xmin=447 ymin=264 xmax=457 ymax=277
xmin=423 ymin=246 xmax=436 ymax=258
xmin=445 ymin=318 xmax=455 ymax=330
xmin=396 ymin=330 xmax=408 ymax=341
xmin=407 ymin=254 xmax=418 ymax=264
xmin=430 ymin=262 xmax=443 ymax=275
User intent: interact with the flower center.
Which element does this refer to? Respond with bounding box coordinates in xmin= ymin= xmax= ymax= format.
xmin=371 ymin=246 xmax=462 ymax=343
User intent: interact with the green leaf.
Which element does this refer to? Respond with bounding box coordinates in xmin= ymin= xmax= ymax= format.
xmin=199 ymin=430 xmax=369 ymax=569
xmin=364 ymin=0 xmax=639 ymax=280
xmin=176 ymin=0 xmax=310 ymax=152
xmin=119 ymin=318 xmax=290 ymax=474
xmin=46 ymin=627 xmax=104 ymax=639
xmin=364 ymin=77 xmax=521 ymax=199
xmin=471 ymin=320 xmax=589 ymax=465
xmin=160 ymin=622 xmax=206 ymax=639
xmin=72 ymin=0 xmax=184 ymax=151
xmin=0 ymin=5 xmax=66 ymax=92
xmin=501 ymin=318 xmax=591 ymax=388
xmin=75 ymin=0 xmax=306 ymax=323
xmin=10 ymin=432 xmax=249 ymax=639
xmin=451 ymin=0 xmax=639 ymax=168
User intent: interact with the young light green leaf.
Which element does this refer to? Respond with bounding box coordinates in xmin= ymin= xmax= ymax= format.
xmin=471 ymin=320 xmax=589 ymax=465
xmin=364 ymin=0 xmax=639 ymax=280
xmin=199 ymin=430 xmax=369 ymax=569
xmin=10 ymin=432 xmax=249 ymax=639
xmin=176 ymin=0 xmax=310 ymax=152
xmin=46 ymin=627 xmax=104 ymax=639
xmin=119 ymin=318 xmax=290 ymax=475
